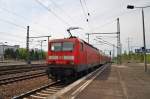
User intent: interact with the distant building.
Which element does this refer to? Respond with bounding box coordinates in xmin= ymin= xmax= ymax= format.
xmin=0 ymin=45 xmax=19 ymax=60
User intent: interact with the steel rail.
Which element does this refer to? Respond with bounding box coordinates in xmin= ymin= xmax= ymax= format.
xmin=12 ymin=81 xmax=62 ymax=99
xmin=12 ymin=63 xmax=110 ymax=99
xmin=0 ymin=65 xmax=47 ymax=75
xmin=0 ymin=64 xmax=47 ymax=71
xmin=53 ymin=63 xmax=111 ymax=99
xmin=0 ymin=72 xmax=46 ymax=85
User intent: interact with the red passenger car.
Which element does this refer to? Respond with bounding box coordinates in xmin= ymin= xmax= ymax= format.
xmin=46 ymin=37 xmax=110 ymax=81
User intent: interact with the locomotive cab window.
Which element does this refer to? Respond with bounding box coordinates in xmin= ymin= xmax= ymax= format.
xmin=51 ymin=43 xmax=61 ymax=51
xmin=62 ymin=42 xmax=74 ymax=51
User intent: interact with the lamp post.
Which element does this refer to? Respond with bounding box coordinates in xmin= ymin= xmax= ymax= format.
xmin=127 ymin=5 xmax=150 ymax=72
xmin=0 ymin=42 xmax=7 ymax=61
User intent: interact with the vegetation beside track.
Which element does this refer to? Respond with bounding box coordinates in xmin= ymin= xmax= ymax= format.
xmin=113 ymin=51 xmax=150 ymax=63
xmin=4 ymin=48 xmax=46 ymax=60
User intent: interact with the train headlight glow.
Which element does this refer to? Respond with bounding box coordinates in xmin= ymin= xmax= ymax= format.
xmin=64 ymin=56 xmax=74 ymax=60
xmin=49 ymin=56 xmax=58 ymax=60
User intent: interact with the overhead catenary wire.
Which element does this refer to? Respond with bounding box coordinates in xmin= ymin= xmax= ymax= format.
xmin=0 ymin=32 xmax=26 ymax=42
xmin=79 ymin=0 xmax=92 ymax=33
xmin=96 ymin=35 xmax=117 ymax=39
xmin=94 ymin=39 xmax=117 ymax=51
xmin=96 ymin=37 xmax=117 ymax=47
xmin=0 ymin=17 xmax=45 ymax=37
xmin=82 ymin=0 xmax=90 ymax=16
xmin=79 ymin=0 xmax=91 ymax=23
xmin=79 ymin=0 xmax=87 ymax=19
xmin=0 ymin=38 xmax=26 ymax=44
xmin=92 ymin=8 xmax=140 ymax=32
xmin=0 ymin=32 xmax=25 ymax=39
xmin=0 ymin=7 xmax=29 ymax=22
xmin=0 ymin=18 xmax=26 ymax=29
xmin=48 ymin=0 xmax=76 ymax=24
xmin=35 ymin=0 xmax=71 ymax=26
xmin=0 ymin=6 xmax=52 ymax=32
xmin=91 ymin=0 xmax=140 ymax=31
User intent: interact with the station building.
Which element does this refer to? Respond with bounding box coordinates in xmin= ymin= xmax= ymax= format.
xmin=0 ymin=45 xmax=19 ymax=60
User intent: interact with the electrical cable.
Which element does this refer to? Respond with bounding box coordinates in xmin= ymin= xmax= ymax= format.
xmin=79 ymin=0 xmax=87 ymax=19
xmin=96 ymin=37 xmax=117 ymax=47
xmin=82 ymin=0 xmax=90 ymax=16
xmin=0 ymin=6 xmax=52 ymax=32
xmin=0 ymin=17 xmax=45 ymax=37
xmin=0 ymin=32 xmax=25 ymax=39
xmin=49 ymin=0 xmax=76 ymax=24
xmin=35 ymin=0 xmax=70 ymax=26
xmin=0 ymin=18 xmax=26 ymax=29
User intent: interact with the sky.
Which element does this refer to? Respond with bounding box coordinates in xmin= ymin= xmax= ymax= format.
xmin=0 ymin=0 xmax=150 ymax=56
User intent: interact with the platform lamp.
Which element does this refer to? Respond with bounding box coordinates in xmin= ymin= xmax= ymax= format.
xmin=127 ymin=5 xmax=150 ymax=72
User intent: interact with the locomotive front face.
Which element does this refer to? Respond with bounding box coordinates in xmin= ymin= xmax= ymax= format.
xmin=47 ymin=41 xmax=76 ymax=65
xmin=46 ymin=40 xmax=78 ymax=80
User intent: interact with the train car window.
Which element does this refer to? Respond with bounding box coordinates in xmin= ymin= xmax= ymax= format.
xmin=51 ymin=43 xmax=61 ymax=51
xmin=62 ymin=42 xmax=74 ymax=51
xmin=80 ymin=43 xmax=83 ymax=51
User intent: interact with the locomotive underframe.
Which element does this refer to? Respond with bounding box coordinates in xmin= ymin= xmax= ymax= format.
xmin=46 ymin=63 xmax=102 ymax=81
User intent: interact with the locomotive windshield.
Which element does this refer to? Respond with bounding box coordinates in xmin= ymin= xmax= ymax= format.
xmin=51 ymin=43 xmax=61 ymax=51
xmin=51 ymin=42 xmax=74 ymax=51
xmin=62 ymin=42 xmax=73 ymax=51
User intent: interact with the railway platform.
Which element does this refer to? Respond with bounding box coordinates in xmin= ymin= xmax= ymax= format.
xmin=74 ymin=63 xmax=150 ymax=99
xmin=54 ymin=63 xmax=150 ymax=99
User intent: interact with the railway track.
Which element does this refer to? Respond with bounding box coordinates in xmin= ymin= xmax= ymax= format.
xmin=12 ymin=63 xmax=110 ymax=99
xmin=0 ymin=64 xmax=47 ymax=75
xmin=0 ymin=71 xmax=47 ymax=85
xmin=12 ymin=81 xmax=66 ymax=99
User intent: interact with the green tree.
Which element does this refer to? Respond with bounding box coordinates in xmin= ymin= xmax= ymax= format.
xmin=18 ymin=48 xmax=27 ymax=59
xmin=4 ymin=48 xmax=16 ymax=59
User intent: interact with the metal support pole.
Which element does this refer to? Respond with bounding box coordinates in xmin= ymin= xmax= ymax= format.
xmin=40 ymin=41 xmax=43 ymax=60
xmin=2 ymin=45 xmax=4 ymax=61
xmin=127 ymin=4 xmax=149 ymax=72
xmin=26 ymin=26 xmax=30 ymax=64
xmin=120 ymin=43 xmax=122 ymax=63
xmin=112 ymin=44 xmax=115 ymax=60
xmin=127 ymin=37 xmax=130 ymax=53
xmin=38 ymin=40 xmax=46 ymax=63
xmin=117 ymin=18 xmax=121 ymax=64
xmin=48 ymin=36 xmax=49 ymax=50
xmin=142 ymin=8 xmax=147 ymax=72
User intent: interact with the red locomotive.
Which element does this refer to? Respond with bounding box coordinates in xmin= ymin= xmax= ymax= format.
xmin=46 ymin=37 xmax=110 ymax=81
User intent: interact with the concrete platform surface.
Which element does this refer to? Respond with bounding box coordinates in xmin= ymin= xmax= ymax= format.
xmin=73 ymin=63 xmax=150 ymax=99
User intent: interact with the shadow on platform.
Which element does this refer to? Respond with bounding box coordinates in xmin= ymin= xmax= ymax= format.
xmin=96 ymin=64 xmax=111 ymax=81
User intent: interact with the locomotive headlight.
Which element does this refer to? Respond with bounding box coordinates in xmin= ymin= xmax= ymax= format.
xmin=49 ymin=56 xmax=58 ymax=60
xmin=64 ymin=56 xmax=74 ymax=60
